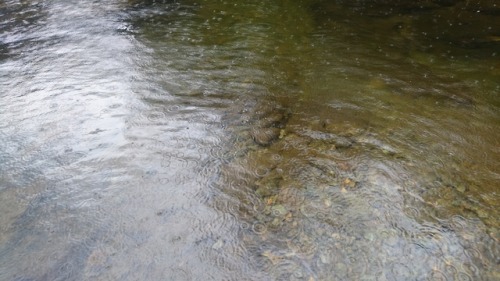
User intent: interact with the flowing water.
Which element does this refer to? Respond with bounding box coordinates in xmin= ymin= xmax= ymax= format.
xmin=1 ymin=0 xmax=499 ymax=280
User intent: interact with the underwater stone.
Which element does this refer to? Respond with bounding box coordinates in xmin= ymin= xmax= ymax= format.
xmin=251 ymin=127 xmax=281 ymax=146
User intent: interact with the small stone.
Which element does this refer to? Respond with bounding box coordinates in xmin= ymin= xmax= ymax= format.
xmin=331 ymin=233 xmax=341 ymax=239
xmin=251 ymin=127 xmax=281 ymax=146
xmin=262 ymin=250 xmax=282 ymax=265
xmin=477 ymin=209 xmax=488 ymax=218
xmin=279 ymin=129 xmax=286 ymax=139
xmin=342 ymin=178 xmax=356 ymax=188
xmin=256 ymin=186 xmax=274 ymax=197
xmin=212 ymin=239 xmax=224 ymax=250
xmin=335 ymin=262 xmax=347 ymax=277
xmin=320 ymin=252 xmax=330 ymax=264
xmin=271 ymin=218 xmax=282 ymax=227
xmin=266 ymin=195 xmax=277 ymax=205
xmin=364 ymin=232 xmax=376 ymax=242
xmin=324 ymin=199 xmax=332 ymax=207
xmin=271 ymin=204 xmax=287 ymax=216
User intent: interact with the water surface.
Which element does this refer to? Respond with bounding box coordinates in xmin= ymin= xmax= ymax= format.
xmin=1 ymin=0 xmax=499 ymax=280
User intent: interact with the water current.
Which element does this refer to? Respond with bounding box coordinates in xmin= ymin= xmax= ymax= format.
xmin=1 ymin=0 xmax=499 ymax=280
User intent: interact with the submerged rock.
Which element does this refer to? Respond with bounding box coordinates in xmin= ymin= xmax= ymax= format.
xmin=251 ymin=127 xmax=281 ymax=146
xmin=249 ymin=104 xmax=291 ymax=146
xmin=296 ymin=129 xmax=354 ymax=149
xmin=256 ymin=111 xmax=290 ymax=129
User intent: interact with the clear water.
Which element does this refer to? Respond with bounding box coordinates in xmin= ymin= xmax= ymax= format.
xmin=1 ymin=0 xmax=498 ymax=280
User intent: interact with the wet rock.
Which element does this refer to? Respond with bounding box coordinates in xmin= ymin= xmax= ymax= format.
xmin=308 ymin=158 xmax=338 ymax=178
xmin=279 ymin=132 xmax=312 ymax=150
xmin=335 ymin=262 xmax=348 ymax=278
xmin=322 ymin=120 xmax=366 ymax=138
xmin=271 ymin=204 xmax=288 ymax=216
xmin=319 ymin=252 xmax=331 ymax=264
xmin=456 ymin=183 xmax=466 ymax=193
xmin=356 ymin=135 xmax=398 ymax=156
xmin=265 ymin=195 xmax=278 ymax=205
xmin=296 ymin=129 xmax=354 ymax=149
xmin=256 ymin=186 xmax=275 ymax=198
xmin=342 ymin=178 xmax=357 ymax=188
xmin=279 ymin=129 xmax=286 ymax=139
xmin=255 ymin=173 xmax=282 ymax=197
xmin=323 ymin=198 xmax=332 ymax=207
xmin=249 ymin=105 xmax=290 ymax=146
xmin=256 ymin=111 xmax=290 ymax=129
xmin=212 ymin=239 xmax=224 ymax=250
xmin=251 ymin=127 xmax=281 ymax=146
xmin=277 ymin=187 xmax=306 ymax=207
xmin=476 ymin=209 xmax=489 ymax=219
xmin=261 ymin=250 xmax=283 ymax=265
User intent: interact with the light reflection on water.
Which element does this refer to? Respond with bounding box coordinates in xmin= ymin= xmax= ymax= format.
xmin=0 ymin=0 xmax=499 ymax=280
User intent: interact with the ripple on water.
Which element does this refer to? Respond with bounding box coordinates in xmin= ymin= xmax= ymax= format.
xmin=427 ymin=269 xmax=454 ymax=281
xmin=456 ymin=271 xmax=473 ymax=281
xmin=287 ymin=234 xmax=318 ymax=259
xmin=251 ymin=222 xmax=267 ymax=236
xmin=270 ymin=153 xmax=283 ymax=163
xmin=275 ymin=220 xmax=304 ymax=242
xmin=160 ymin=151 xmax=192 ymax=169
xmin=388 ymin=261 xmax=414 ymax=281
xmin=168 ymin=267 xmax=192 ymax=281
xmin=268 ymin=259 xmax=306 ymax=281
xmin=1 ymin=0 xmax=499 ymax=279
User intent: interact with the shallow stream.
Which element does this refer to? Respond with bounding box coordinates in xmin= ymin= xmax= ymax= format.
xmin=1 ymin=0 xmax=499 ymax=280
